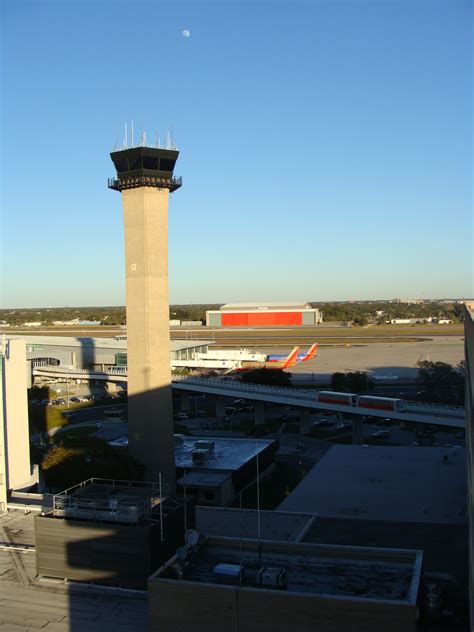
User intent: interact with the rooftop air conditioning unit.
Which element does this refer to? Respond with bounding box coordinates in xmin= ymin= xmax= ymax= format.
xmin=259 ymin=567 xmax=287 ymax=588
xmin=195 ymin=440 xmax=215 ymax=452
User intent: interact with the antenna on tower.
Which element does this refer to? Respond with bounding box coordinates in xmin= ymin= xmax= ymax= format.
xmin=124 ymin=122 xmax=128 ymax=149
xmin=131 ymin=121 xmax=134 ymax=148
xmin=170 ymin=124 xmax=176 ymax=150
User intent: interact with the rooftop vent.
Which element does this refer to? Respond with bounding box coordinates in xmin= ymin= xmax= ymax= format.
xmin=213 ymin=563 xmax=244 ymax=585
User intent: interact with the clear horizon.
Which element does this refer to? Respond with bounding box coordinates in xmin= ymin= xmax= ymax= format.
xmin=1 ymin=1 xmax=472 ymax=308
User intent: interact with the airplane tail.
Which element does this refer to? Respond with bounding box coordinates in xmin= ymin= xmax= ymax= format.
xmin=282 ymin=346 xmax=300 ymax=369
xmin=301 ymin=342 xmax=318 ymax=362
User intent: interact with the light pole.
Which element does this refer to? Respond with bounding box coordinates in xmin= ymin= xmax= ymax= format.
xmin=66 ymin=368 xmax=70 ymax=408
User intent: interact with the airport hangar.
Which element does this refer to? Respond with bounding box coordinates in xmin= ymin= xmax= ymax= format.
xmin=206 ymin=301 xmax=322 ymax=327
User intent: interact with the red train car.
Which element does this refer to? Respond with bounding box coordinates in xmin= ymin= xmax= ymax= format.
xmin=356 ymin=396 xmax=405 ymax=412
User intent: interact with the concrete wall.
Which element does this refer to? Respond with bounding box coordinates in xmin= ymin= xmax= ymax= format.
xmin=1 ymin=340 xmax=31 ymax=493
xmin=121 ymin=186 xmax=175 ymax=490
xmin=149 ymin=576 xmax=418 ymax=632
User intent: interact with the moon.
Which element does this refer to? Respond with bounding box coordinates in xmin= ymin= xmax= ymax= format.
xmin=182 ymin=29 xmax=191 ymax=38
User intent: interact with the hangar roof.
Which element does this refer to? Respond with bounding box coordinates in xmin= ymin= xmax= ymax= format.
xmin=220 ymin=302 xmax=313 ymax=311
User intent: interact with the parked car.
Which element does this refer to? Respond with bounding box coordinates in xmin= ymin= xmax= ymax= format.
xmin=197 ymin=410 xmax=208 ymax=418
xmin=70 ymin=397 xmax=81 ymax=403
xmin=371 ymin=430 xmax=390 ymax=439
xmin=176 ymin=412 xmax=189 ymax=420
xmin=335 ymin=422 xmax=351 ymax=431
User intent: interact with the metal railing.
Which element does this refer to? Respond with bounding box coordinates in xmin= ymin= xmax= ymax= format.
xmin=53 ymin=478 xmax=170 ymax=525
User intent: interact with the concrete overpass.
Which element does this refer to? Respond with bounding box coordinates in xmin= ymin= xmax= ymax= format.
xmin=33 ymin=367 xmax=465 ymax=430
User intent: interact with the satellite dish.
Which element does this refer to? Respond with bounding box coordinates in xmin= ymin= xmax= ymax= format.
xmin=176 ymin=546 xmax=188 ymax=560
xmin=186 ymin=529 xmax=199 ymax=546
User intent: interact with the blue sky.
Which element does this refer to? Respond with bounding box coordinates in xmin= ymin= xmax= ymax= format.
xmin=1 ymin=0 xmax=472 ymax=307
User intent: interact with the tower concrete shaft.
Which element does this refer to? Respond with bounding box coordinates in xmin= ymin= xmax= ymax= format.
xmin=122 ymin=187 xmax=175 ymax=489
xmin=109 ymin=144 xmax=181 ymax=492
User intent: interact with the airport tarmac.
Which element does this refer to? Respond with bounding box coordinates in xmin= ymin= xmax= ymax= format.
xmin=289 ymin=337 xmax=464 ymax=380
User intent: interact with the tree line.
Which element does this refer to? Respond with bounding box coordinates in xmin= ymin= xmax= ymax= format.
xmin=1 ymin=300 xmax=465 ymax=327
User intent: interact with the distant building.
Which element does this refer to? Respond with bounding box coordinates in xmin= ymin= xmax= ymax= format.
xmin=393 ymin=298 xmax=424 ymax=304
xmin=206 ymin=302 xmax=322 ymax=327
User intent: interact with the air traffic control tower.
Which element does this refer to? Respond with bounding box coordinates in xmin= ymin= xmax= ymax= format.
xmin=109 ymin=136 xmax=181 ymax=492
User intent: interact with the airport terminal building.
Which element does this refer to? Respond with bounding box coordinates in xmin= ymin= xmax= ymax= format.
xmin=6 ymin=335 xmax=212 ymax=375
xmin=206 ymin=302 xmax=322 ymax=327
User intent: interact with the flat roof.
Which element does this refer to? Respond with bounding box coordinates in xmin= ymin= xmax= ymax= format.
xmin=279 ymin=445 xmax=467 ymax=524
xmin=174 ymin=436 xmax=277 ymax=472
xmin=196 ymin=507 xmax=316 ymax=542
xmin=6 ymin=334 xmax=212 ymax=353
xmin=154 ymin=537 xmax=422 ymax=602
xmin=220 ymin=302 xmax=312 ymax=311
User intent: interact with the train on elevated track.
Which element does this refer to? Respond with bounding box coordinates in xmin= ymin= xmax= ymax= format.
xmin=316 ymin=391 xmax=406 ymax=412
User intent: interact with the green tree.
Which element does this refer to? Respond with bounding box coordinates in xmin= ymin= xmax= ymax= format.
xmin=330 ymin=372 xmax=348 ymax=392
xmin=42 ymin=437 xmax=145 ymax=490
xmin=240 ymin=368 xmax=292 ymax=387
xmin=346 ymin=371 xmax=372 ymax=393
xmin=417 ymin=361 xmax=464 ymax=405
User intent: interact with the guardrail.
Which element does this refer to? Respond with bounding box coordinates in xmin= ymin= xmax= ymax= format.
xmin=172 ymin=375 xmax=318 ymax=400
xmin=172 ymin=376 xmax=465 ymax=421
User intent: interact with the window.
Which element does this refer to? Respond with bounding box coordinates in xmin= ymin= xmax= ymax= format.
xmin=143 ymin=156 xmax=159 ymax=170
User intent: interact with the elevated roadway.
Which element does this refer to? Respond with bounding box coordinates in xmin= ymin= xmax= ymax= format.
xmin=33 ymin=367 xmax=465 ymax=428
